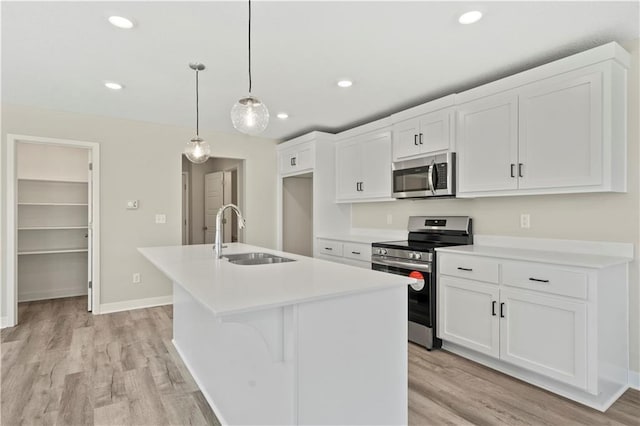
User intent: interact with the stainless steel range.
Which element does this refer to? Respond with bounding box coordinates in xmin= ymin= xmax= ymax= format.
xmin=371 ymin=216 xmax=473 ymax=350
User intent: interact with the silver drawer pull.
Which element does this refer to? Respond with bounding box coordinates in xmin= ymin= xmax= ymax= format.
xmin=457 ymin=267 xmax=473 ymax=272
xmin=529 ymin=277 xmax=549 ymax=283
xmin=351 ymin=251 xmax=361 ymax=255
xmin=325 ymin=247 xmax=333 ymax=251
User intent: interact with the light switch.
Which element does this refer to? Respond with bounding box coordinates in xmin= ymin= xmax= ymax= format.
xmin=155 ymin=214 xmax=167 ymax=224
xmin=127 ymin=200 xmax=139 ymax=209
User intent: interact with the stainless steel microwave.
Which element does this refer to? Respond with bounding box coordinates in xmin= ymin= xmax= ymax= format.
xmin=392 ymin=152 xmax=456 ymax=199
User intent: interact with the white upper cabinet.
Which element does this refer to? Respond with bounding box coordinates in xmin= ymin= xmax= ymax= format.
xmin=457 ymin=92 xmax=519 ymax=193
xmin=336 ymin=128 xmax=392 ymax=202
xmin=518 ymin=68 xmax=603 ymax=190
xmin=455 ymin=44 xmax=629 ymax=198
xmin=279 ymin=142 xmax=314 ymax=176
xmin=391 ymin=95 xmax=455 ymax=162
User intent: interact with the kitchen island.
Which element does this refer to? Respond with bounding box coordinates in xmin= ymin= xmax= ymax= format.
xmin=140 ymin=243 xmax=412 ymax=425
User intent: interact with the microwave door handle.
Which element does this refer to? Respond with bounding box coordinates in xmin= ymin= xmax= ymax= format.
xmin=427 ymin=162 xmax=436 ymax=195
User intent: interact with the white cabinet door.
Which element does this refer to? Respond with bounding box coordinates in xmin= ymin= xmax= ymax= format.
xmin=518 ymin=69 xmax=603 ymax=190
xmin=457 ymin=92 xmax=519 ymax=193
xmin=360 ymin=132 xmax=392 ymax=199
xmin=279 ymin=144 xmax=314 ymax=176
xmin=417 ymin=109 xmax=451 ymax=154
xmin=392 ymin=118 xmax=420 ymax=161
xmin=438 ymin=276 xmax=500 ymax=357
xmin=335 ymin=139 xmax=362 ymax=200
xmin=499 ymin=288 xmax=588 ymax=390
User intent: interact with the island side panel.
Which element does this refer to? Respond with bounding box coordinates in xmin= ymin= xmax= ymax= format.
xmin=172 ymin=283 xmax=295 ymax=425
xmin=296 ymin=286 xmax=408 ymax=425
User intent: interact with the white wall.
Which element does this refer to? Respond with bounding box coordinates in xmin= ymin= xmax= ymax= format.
xmin=1 ymin=104 xmax=278 ymax=311
xmin=352 ymin=39 xmax=640 ymax=375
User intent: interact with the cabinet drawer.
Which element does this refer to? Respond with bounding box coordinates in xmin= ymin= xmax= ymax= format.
xmin=502 ymin=262 xmax=588 ymax=300
xmin=317 ymin=239 xmax=343 ymax=257
xmin=343 ymin=242 xmax=371 ymax=262
xmin=439 ymin=254 xmax=499 ymax=284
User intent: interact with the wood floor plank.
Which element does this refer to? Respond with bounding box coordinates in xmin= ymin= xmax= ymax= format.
xmin=56 ymin=371 xmax=94 ymax=426
xmin=94 ymin=400 xmax=131 ymax=426
xmin=124 ymin=367 xmax=169 ymax=426
xmin=161 ymin=393 xmax=210 ymax=426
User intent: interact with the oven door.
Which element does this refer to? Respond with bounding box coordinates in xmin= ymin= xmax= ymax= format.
xmin=371 ymin=259 xmax=434 ymax=329
xmin=392 ymin=165 xmax=431 ymax=198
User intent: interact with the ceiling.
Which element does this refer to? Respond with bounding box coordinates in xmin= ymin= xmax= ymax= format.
xmin=2 ymin=1 xmax=639 ymax=141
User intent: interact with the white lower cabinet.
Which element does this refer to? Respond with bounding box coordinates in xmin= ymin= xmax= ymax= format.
xmin=439 ymin=276 xmax=499 ymax=357
xmin=437 ymin=249 xmax=629 ymax=411
xmin=316 ymin=238 xmax=371 ymax=269
xmin=499 ymin=288 xmax=588 ymax=389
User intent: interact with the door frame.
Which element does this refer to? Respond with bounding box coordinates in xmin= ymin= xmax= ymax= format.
xmin=181 ymin=172 xmax=190 ymax=245
xmin=4 ymin=134 xmax=101 ymax=327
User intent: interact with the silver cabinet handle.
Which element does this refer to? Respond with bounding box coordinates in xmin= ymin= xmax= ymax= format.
xmin=419 ymin=133 xmax=423 ymax=145
xmin=518 ymin=163 xmax=524 ymax=178
xmin=510 ymin=164 xmax=515 ymax=178
xmin=457 ymin=267 xmax=473 ymax=271
xmin=351 ymin=251 xmax=361 ymax=255
xmin=414 ymin=135 xmax=418 ymax=146
xmin=325 ymin=247 xmax=333 ymax=251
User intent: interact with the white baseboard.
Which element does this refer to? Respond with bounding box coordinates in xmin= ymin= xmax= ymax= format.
xmin=18 ymin=288 xmax=87 ymax=303
xmin=630 ymin=370 xmax=640 ymax=390
xmin=99 ymin=295 xmax=173 ymax=314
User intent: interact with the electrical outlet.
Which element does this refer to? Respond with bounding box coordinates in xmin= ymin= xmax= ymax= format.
xmin=520 ymin=213 xmax=531 ymax=229
xmin=386 ymin=214 xmax=393 ymax=225
xmin=155 ymin=214 xmax=166 ymax=224
xmin=126 ymin=200 xmax=139 ymax=210
xmin=132 ymin=273 xmax=141 ymax=284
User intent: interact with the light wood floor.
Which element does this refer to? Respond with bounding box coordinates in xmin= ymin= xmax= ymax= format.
xmin=2 ymin=297 xmax=638 ymax=425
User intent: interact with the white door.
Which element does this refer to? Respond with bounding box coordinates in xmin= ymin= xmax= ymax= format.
xmin=417 ymin=109 xmax=451 ymax=154
xmin=499 ymin=288 xmax=588 ymax=390
xmin=87 ymin=157 xmax=93 ymax=312
xmin=335 ymin=139 xmax=361 ymax=200
xmin=360 ymin=132 xmax=392 ymax=199
xmin=518 ymin=68 xmax=603 ymax=190
xmin=204 ymin=172 xmax=224 ymax=244
xmin=438 ymin=276 xmax=500 ymax=357
xmin=457 ymin=92 xmax=519 ymax=193
xmin=392 ymin=118 xmax=420 ymax=161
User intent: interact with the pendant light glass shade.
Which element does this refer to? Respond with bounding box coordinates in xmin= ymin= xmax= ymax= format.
xmin=184 ymin=62 xmax=211 ymax=164
xmin=184 ymin=136 xmax=211 ymax=164
xmin=231 ymin=95 xmax=269 ymax=135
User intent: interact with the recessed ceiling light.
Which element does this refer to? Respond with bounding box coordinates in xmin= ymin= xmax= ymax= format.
xmin=277 ymin=113 xmax=289 ymax=119
xmin=337 ymin=80 xmax=353 ymax=88
xmin=458 ymin=11 xmax=483 ymax=25
xmin=104 ymin=81 xmax=123 ymax=90
xmin=108 ymin=16 xmax=134 ymax=29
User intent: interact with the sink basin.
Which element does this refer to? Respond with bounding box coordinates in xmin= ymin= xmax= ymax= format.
xmin=223 ymin=252 xmax=295 ymax=265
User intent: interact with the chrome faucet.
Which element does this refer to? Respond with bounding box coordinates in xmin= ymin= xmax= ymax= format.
xmin=214 ymin=204 xmax=246 ymax=258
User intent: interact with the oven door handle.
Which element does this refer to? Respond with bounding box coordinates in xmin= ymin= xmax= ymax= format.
xmin=372 ymin=259 xmax=432 ymax=273
xmin=427 ymin=161 xmax=436 ymax=195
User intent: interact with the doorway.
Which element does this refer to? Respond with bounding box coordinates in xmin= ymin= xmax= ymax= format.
xmin=5 ymin=135 xmax=100 ymax=327
xmin=181 ymin=156 xmax=244 ymax=245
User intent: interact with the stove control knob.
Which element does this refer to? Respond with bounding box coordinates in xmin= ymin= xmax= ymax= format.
xmin=381 ymin=249 xmax=388 ymax=255
xmin=408 ymin=252 xmax=415 ymax=259
xmin=414 ymin=252 xmax=422 ymax=260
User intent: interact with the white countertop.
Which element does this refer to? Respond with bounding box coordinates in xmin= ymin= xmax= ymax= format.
xmin=139 ymin=243 xmax=413 ymax=316
xmin=435 ymin=245 xmax=631 ymax=269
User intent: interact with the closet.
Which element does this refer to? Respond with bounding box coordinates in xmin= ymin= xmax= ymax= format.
xmin=16 ymin=142 xmax=92 ymax=307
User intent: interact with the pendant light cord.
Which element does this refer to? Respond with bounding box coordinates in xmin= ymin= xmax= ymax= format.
xmin=248 ymin=0 xmax=252 ymax=94
xmin=195 ymin=69 xmax=200 ymax=136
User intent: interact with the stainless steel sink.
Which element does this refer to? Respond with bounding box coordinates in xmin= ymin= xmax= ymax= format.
xmin=223 ymin=252 xmax=295 ymax=265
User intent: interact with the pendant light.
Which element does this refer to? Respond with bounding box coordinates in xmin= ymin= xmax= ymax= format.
xmin=231 ymin=0 xmax=269 ymax=135
xmin=184 ymin=63 xmax=211 ymax=164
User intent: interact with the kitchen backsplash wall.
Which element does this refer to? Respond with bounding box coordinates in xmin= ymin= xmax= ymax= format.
xmin=353 ymin=38 xmax=640 ymax=375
